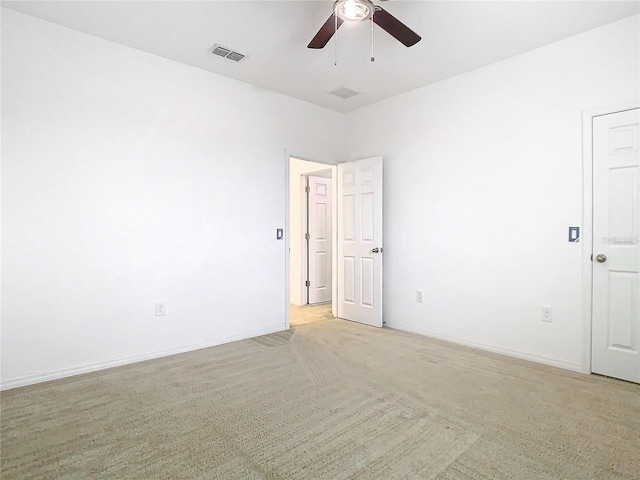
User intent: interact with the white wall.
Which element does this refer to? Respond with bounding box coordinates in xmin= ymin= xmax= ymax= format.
xmin=0 ymin=9 xmax=345 ymax=389
xmin=345 ymin=15 xmax=640 ymax=371
xmin=288 ymin=158 xmax=334 ymax=306
xmin=3 ymin=8 xmax=638 ymax=389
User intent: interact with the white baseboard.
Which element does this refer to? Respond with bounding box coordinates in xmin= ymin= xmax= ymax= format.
xmin=386 ymin=321 xmax=583 ymax=373
xmin=1 ymin=323 xmax=285 ymax=391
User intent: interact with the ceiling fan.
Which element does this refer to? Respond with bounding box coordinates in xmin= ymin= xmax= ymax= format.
xmin=308 ymin=0 xmax=421 ymax=49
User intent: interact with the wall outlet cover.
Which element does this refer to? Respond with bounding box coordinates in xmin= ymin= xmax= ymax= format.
xmin=541 ymin=306 xmax=552 ymax=322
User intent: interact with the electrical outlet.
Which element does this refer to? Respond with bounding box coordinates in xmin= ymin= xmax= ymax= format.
xmin=541 ymin=306 xmax=552 ymax=322
xmin=155 ymin=303 xmax=166 ymax=316
xmin=416 ymin=290 xmax=424 ymax=303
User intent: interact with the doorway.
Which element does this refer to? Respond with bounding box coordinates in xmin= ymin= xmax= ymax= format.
xmin=583 ymin=103 xmax=640 ymax=383
xmin=285 ymin=154 xmax=384 ymax=330
xmin=287 ymin=157 xmax=338 ymax=327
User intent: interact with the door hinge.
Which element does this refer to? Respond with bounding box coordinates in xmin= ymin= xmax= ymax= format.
xmin=305 ymin=280 xmax=310 ymax=287
xmin=305 ymin=233 xmax=310 ymax=240
xmin=305 ymin=186 xmax=310 ymax=193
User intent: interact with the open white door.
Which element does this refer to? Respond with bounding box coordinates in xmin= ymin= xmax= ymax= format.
xmin=337 ymin=157 xmax=383 ymax=327
xmin=591 ymin=108 xmax=640 ymax=384
xmin=308 ymin=175 xmax=332 ymax=304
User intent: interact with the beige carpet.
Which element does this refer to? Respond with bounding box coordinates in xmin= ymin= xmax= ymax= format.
xmin=2 ymin=304 xmax=639 ymax=479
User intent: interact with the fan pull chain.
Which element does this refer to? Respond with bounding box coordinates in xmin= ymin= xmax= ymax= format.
xmin=334 ymin=14 xmax=338 ymax=66
xmin=370 ymin=17 xmax=375 ymax=62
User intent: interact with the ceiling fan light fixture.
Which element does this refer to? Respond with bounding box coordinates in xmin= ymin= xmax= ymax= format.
xmin=334 ymin=0 xmax=373 ymax=21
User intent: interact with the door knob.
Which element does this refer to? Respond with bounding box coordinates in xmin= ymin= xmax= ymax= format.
xmin=596 ymin=254 xmax=607 ymax=263
xmin=371 ymin=247 xmax=383 ymax=253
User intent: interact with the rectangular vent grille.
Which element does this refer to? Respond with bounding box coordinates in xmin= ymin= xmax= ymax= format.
xmin=211 ymin=44 xmax=246 ymax=63
xmin=328 ymin=87 xmax=360 ymax=99
xmin=226 ymin=52 xmax=245 ymax=62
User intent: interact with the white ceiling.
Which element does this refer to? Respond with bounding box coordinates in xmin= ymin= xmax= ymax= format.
xmin=3 ymin=1 xmax=639 ymax=112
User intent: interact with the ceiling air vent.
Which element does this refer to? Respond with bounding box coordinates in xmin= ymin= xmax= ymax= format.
xmin=226 ymin=52 xmax=245 ymax=62
xmin=328 ymin=87 xmax=360 ymax=99
xmin=210 ymin=44 xmax=246 ymax=63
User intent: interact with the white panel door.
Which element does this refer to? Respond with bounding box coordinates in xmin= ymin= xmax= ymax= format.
xmin=337 ymin=157 xmax=383 ymax=327
xmin=592 ymin=108 xmax=640 ymax=384
xmin=308 ymin=175 xmax=332 ymax=304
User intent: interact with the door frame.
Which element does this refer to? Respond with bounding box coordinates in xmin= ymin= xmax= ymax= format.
xmin=284 ymin=151 xmax=338 ymax=330
xmin=580 ymin=99 xmax=639 ymax=374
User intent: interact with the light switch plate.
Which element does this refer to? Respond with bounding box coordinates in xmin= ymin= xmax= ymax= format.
xmin=568 ymin=227 xmax=580 ymax=242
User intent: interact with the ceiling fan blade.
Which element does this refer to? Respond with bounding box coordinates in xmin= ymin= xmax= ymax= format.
xmin=372 ymin=7 xmax=421 ymax=47
xmin=308 ymin=13 xmax=344 ymax=49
